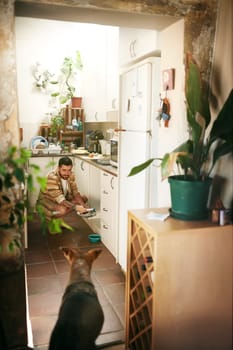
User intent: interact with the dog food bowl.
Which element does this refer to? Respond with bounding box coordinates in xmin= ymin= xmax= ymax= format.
xmin=88 ymin=233 xmax=101 ymax=243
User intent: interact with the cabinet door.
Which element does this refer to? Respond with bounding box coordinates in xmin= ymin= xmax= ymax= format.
xmin=119 ymin=27 xmax=159 ymax=66
xmin=82 ymin=26 xmax=107 ymax=122
xmin=88 ymin=165 xmax=100 ymax=213
xmin=74 ymin=158 xmax=90 ymax=199
xmin=120 ymin=63 xmax=151 ymax=131
xmin=82 ymin=26 xmax=119 ymax=122
xmin=100 ymin=171 xmax=118 ymax=257
xmin=28 ymin=157 xmax=55 ymax=210
xmin=106 ymin=26 xmax=119 ymax=121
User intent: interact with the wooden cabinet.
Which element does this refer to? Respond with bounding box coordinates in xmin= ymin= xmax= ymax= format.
xmin=126 ymin=208 xmax=232 ymax=350
xmin=119 ymin=27 xmax=159 ymax=66
xmin=100 ymin=171 xmax=118 ymax=258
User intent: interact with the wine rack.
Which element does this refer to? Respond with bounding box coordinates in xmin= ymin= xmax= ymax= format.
xmin=127 ymin=215 xmax=155 ymax=350
xmin=126 ymin=209 xmax=232 ymax=350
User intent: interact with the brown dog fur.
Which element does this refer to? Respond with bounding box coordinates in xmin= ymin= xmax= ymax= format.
xmin=49 ymin=247 xmax=104 ymax=350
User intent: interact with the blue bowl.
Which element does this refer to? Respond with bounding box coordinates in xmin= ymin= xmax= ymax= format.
xmin=88 ymin=233 xmax=101 ymax=243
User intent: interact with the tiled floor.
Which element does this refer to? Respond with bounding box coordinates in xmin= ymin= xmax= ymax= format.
xmin=25 ymin=212 xmax=125 ymax=349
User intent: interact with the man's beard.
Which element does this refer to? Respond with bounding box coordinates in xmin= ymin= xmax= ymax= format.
xmin=59 ymin=173 xmax=69 ymax=180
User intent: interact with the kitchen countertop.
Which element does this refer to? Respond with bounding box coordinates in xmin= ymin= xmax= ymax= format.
xmin=31 ymin=152 xmax=118 ymax=177
xmin=77 ymin=155 xmax=118 ymax=177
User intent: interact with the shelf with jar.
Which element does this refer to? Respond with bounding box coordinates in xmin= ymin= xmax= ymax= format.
xmin=60 ymin=106 xmax=84 ymax=147
xmin=39 ymin=106 xmax=85 ymax=148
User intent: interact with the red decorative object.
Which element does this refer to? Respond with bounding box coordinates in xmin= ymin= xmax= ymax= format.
xmin=159 ymin=96 xmax=171 ymax=127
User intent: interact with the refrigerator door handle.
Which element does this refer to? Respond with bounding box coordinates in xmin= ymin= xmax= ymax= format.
xmin=115 ymin=128 xmax=151 ymax=135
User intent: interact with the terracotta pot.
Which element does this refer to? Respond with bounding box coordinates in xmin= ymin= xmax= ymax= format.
xmin=71 ymin=97 xmax=82 ymax=108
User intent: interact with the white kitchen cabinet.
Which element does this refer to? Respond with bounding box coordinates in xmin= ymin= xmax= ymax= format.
xmin=106 ymin=26 xmax=119 ymax=122
xmin=73 ymin=157 xmax=90 ymax=199
xmin=74 ymin=157 xmax=101 ymax=233
xmin=119 ymin=27 xmax=159 ymax=66
xmin=100 ymin=171 xmax=118 ymax=258
xmin=88 ymin=165 xmax=101 ymax=213
xmin=27 ymin=156 xmax=56 ymax=210
xmin=82 ymin=26 xmax=119 ymax=122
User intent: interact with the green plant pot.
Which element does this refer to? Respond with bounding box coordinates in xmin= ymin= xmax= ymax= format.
xmin=168 ymin=175 xmax=212 ymax=220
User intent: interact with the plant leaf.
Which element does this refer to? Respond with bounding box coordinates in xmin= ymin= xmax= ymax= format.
xmin=128 ymin=158 xmax=156 ymax=176
xmin=210 ymin=89 xmax=233 ymax=142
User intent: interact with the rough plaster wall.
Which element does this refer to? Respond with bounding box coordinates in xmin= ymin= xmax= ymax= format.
xmin=0 ymin=0 xmax=20 ymax=153
xmin=14 ymin=0 xmax=218 ymax=79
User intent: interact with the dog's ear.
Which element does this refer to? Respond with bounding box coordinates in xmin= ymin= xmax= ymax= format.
xmin=88 ymin=249 xmax=102 ymax=262
xmin=60 ymin=247 xmax=77 ymax=264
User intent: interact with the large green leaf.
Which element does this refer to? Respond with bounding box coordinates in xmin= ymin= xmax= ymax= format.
xmin=186 ymin=57 xmax=210 ymax=129
xmin=128 ymin=158 xmax=156 ymax=177
xmin=210 ymin=89 xmax=233 ymax=142
xmin=186 ymin=60 xmax=202 ymax=117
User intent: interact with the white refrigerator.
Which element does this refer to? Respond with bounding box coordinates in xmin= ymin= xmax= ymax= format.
xmin=118 ymin=57 xmax=161 ymax=271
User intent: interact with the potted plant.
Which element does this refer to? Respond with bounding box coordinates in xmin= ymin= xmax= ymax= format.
xmin=129 ymin=54 xmax=233 ymax=220
xmin=32 ymin=50 xmax=83 ymax=110
xmin=49 ymin=113 xmax=65 ymax=141
xmin=0 ymin=146 xmax=74 ymax=347
xmin=0 ymin=146 xmax=47 ymax=348
xmin=51 ymin=50 xmax=83 ymax=107
xmin=0 ymin=147 xmax=47 ymax=265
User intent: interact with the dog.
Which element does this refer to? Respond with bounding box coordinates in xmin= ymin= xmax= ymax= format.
xmin=49 ymin=246 xmax=104 ymax=350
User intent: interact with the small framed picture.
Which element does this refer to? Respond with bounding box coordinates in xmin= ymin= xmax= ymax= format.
xmin=162 ymin=68 xmax=175 ymax=90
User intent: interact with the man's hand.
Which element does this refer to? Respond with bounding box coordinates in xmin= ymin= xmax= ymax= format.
xmin=75 ymin=205 xmax=89 ymax=214
xmin=61 ymin=200 xmax=75 ymax=209
xmin=73 ymin=194 xmax=88 ymax=207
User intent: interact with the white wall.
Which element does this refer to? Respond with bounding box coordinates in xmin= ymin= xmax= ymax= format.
xmin=155 ymin=19 xmax=186 ymax=207
xmin=15 ymin=17 xmax=117 ymax=147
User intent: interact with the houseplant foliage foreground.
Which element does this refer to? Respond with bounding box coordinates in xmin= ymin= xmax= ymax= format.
xmin=129 ymin=55 xmax=233 ymax=181
xmin=0 ymin=147 xmax=73 ymax=270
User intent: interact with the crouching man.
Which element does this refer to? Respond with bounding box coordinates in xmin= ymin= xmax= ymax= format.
xmin=37 ymin=156 xmax=88 ymax=233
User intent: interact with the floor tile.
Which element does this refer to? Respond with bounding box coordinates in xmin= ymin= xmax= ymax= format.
xmin=27 ymin=276 xmax=63 ymax=296
xmin=53 ymin=259 xmax=70 ymax=274
xmin=26 ymin=262 xmax=56 ymax=278
xmin=28 ymin=292 xmax=62 ymax=317
xmin=57 ymin=271 xmax=70 ymax=290
xmin=49 ymin=248 xmax=65 ymax=261
xmin=96 ymin=330 xmax=125 ymax=347
xmin=101 ymin=304 xmax=123 ymax=333
xmin=112 ymin=302 xmax=126 ymax=328
xmin=26 ymin=213 xmax=126 ymax=348
xmin=104 ymin=283 xmax=125 ymax=304
xmin=25 ymin=249 xmax=52 ymax=264
xmin=30 ymin=315 xmax=57 ymax=347
xmin=94 ymin=267 xmax=125 ymax=285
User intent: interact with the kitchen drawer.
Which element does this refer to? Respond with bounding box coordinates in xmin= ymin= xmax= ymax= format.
xmin=101 ymin=171 xmax=116 ymax=192
xmin=100 ymin=220 xmax=116 ymax=258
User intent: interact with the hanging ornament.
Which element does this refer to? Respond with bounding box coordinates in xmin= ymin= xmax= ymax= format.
xmin=158 ymin=92 xmax=171 ymax=127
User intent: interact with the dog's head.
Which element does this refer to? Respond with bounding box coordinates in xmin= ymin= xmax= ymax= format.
xmin=60 ymin=247 xmax=102 ymax=269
